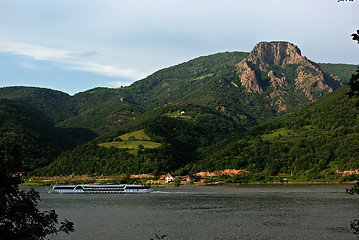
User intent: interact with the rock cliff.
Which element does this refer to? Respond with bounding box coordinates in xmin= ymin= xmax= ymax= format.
xmin=235 ymin=41 xmax=342 ymax=111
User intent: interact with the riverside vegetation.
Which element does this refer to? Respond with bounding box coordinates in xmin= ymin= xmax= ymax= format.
xmin=0 ymin=41 xmax=358 ymax=183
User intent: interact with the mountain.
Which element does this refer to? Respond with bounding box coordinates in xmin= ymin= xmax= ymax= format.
xmin=196 ymin=86 xmax=359 ymax=176
xmin=0 ymin=99 xmax=78 ymax=171
xmin=0 ymin=41 xmax=357 ymax=175
xmin=318 ymin=63 xmax=358 ymax=84
xmin=35 ymin=85 xmax=359 ymax=177
xmin=0 ymin=44 xmax=352 ymax=135
xmin=0 ymin=86 xmax=139 ymax=138
xmin=56 ymin=95 xmax=140 ymax=136
xmin=126 ymin=51 xmax=249 ymax=109
xmin=236 ymin=41 xmax=342 ymax=111
xmin=0 ymin=86 xmax=76 ymax=124
xmin=35 ymin=103 xmax=242 ymax=176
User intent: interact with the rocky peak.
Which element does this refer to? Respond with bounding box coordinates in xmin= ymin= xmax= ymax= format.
xmin=245 ymin=41 xmax=311 ymax=71
xmin=235 ymin=41 xmax=342 ymax=110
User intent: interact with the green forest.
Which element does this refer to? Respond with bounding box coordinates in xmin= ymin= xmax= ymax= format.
xmin=197 ymin=86 xmax=359 ymax=175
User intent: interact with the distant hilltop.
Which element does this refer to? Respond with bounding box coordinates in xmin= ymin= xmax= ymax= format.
xmin=236 ymin=41 xmax=342 ymax=111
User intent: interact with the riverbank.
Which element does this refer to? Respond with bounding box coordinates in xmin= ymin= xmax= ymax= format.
xmin=21 ymin=174 xmax=358 ymax=187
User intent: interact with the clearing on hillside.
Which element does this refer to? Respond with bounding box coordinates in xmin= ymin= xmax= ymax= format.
xmin=99 ymin=141 xmax=161 ymax=150
xmin=99 ymin=129 xmax=161 ymax=153
xmin=118 ymin=129 xmax=151 ymax=140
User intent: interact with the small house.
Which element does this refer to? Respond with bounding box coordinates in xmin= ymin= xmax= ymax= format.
xmin=165 ymin=173 xmax=176 ymax=183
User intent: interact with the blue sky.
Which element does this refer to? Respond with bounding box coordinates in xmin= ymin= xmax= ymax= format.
xmin=0 ymin=0 xmax=358 ymax=95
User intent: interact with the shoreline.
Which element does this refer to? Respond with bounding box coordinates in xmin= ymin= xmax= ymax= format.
xmin=21 ymin=178 xmax=358 ymax=187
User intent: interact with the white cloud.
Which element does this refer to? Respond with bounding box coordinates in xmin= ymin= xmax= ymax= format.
xmin=65 ymin=62 xmax=140 ymax=78
xmin=0 ymin=41 xmax=142 ymax=79
xmin=1 ymin=42 xmax=69 ymax=61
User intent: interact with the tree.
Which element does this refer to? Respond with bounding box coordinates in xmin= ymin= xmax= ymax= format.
xmin=347 ymin=29 xmax=359 ymax=237
xmin=346 ymin=183 xmax=359 ymax=237
xmin=348 ymin=30 xmax=359 ymax=98
xmin=0 ymin=138 xmax=74 ymax=239
xmin=346 ymin=182 xmax=359 ymax=195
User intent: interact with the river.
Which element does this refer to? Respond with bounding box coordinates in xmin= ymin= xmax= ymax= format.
xmin=37 ymin=184 xmax=359 ymax=240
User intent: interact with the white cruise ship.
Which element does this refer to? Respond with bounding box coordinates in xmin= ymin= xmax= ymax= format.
xmin=50 ymin=184 xmax=152 ymax=194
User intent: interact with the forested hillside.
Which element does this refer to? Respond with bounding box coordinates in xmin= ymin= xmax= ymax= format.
xmin=34 ymin=103 xmax=242 ymax=176
xmin=0 ymin=87 xmax=76 ymax=124
xmin=127 ymin=51 xmax=249 ymax=108
xmin=56 ymin=99 xmax=140 ymax=136
xmin=318 ymin=63 xmax=358 ymax=84
xmin=0 ymin=99 xmax=77 ymax=170
xmin=33 ymin=85 xmax=359 ymax=177
xmin=195 ymin=86 xmax=359 ymax=176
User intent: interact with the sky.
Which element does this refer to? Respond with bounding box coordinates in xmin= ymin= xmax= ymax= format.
xmin=0 ymin=0 xmax=358 ymax=95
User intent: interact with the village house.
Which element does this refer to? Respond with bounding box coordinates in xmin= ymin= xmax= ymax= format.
xmin=165 ymin=173 xmax=176 ymax=183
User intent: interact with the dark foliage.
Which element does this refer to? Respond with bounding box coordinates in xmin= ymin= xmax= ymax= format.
xmin=0 ymin=99 xmax=78 ymax=171
xmin=344 ymin=29 xmax=359 ymax=239
xmin=0 ymin=86 xmax=76 ymax=124
xmin=347 ymin=182 xmax=359 ymax=237
xmin=0 ymin=138 xmax=74 ymax=239
xmin=348 ymin=30 xmax=359 ymax=98
xmin=353 ymin=30 xmax=359 ymax=43
xmin=346 ymin=183 xmax=359 ymax=195
xmin=35 ymin=143 xmax=175 ymax=176
xmin=348 ymin=67 xmax=359 ymax=98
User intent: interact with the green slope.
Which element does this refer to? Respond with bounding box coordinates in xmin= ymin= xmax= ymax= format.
xmin=0 ymin=99 xmax=77 ymax=171
xmin=127 ymin=51 xmax=249 ymax=109
xmin=318 ymin=63 xmax=358 ymax=84
xmin=37 ymin=103 xmax=242 ymax=176
xmin=56 ymin=98 xmax=140 ymax=135
xmin=197 ymin=86 xmax=359 ymax=175
xmin=0 ymin=86 xmax=76 ymax=124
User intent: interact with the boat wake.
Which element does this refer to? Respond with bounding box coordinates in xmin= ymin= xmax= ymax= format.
xmin=151 ymin=191 xmax=194 ymax=194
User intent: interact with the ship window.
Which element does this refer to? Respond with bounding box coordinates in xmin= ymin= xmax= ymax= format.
xmin=75 ymin=186 xmax=84 ymax=190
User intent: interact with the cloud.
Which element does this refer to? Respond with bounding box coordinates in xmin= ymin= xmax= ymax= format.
xmin=0 ymin=41 xmax=142 ymax=79
xmin=67 ymin=51 xmax=98 ymax=58
xmin=65 ymin=62 xmax=140 ymax=78
xmin=0 ymin=42 xmax=68 ymax=61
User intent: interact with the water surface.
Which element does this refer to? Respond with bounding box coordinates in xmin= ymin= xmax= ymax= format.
xmin=38 ymin=184 xmax=359 ymax=240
